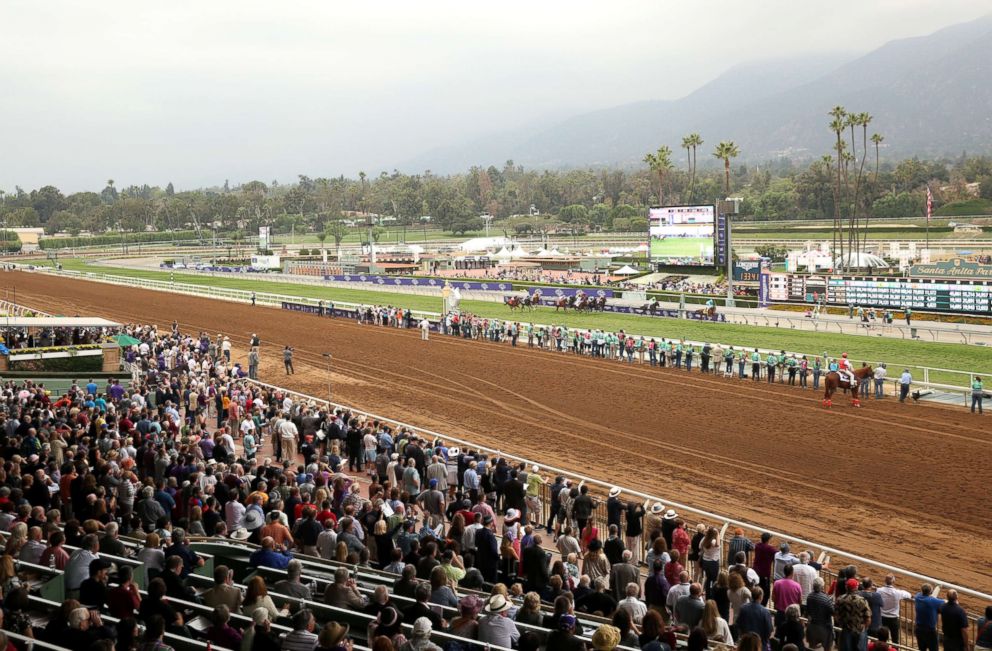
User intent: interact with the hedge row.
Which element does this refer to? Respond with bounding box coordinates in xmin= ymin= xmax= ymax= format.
xmin=39 ymin=230 xmax=201 ymax=250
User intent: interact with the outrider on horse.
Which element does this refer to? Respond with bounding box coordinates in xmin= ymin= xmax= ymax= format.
xmin=822 ymin=365 xmax=873 ymax=408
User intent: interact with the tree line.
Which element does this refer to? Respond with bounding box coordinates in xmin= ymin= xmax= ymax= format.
xmin=1 ymin=154 xmax=990 ymax=241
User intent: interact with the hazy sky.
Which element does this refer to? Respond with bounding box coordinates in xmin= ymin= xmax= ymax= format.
xmin=1 ymin=0 xmax=989 ymax=192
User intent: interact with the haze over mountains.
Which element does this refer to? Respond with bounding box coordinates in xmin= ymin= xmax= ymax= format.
xmin=402 ymin=13 xmax=992 ymax=173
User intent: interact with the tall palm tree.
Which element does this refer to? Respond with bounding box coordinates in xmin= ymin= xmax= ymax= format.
xmin=681 ymin=135 xmax=693 ymax=201
xmin=871 ymin=133 xmax=884 ymax=182
xmin=854 ymin=112 xmax=872 ymax=258
xmin=689 ymin=134 xmax=703 ymax=202
xmin=643 ymin=146 xmax=674 ymax=205
xmin=712 ymin=141 xmax=739 ymax=195
xmin=828 ymin=106 xmax=847 ymax=269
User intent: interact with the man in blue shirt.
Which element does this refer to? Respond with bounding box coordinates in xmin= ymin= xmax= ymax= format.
xmin=248 ymin=535 xmax=293 ymax=569
xmin=913 ymin=583 xmax=944 ymax=651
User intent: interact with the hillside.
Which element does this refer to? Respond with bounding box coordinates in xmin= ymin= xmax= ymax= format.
xmin=402 ymin=13 xmax=992 ymax=172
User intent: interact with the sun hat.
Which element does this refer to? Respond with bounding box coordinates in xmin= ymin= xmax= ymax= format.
xmin=484 ymin=594 xmax=512 ymax=614
xmin=663 ymin=509 xmax=678 ymax=520
xmin=608 ymin=487 xmax=621 ymax=498
xmin=591 ymin=624 xmax=621 ymax=651
xmin=378 ymin=607 xmax=399 ymax=628
xmin=531 ymin=464 xmax=539 ymax=472
xmin=243 ymin=510 xmax=265 ymax=531
xmin=650 ymin=502 xmax=664 ymax=514
xmin=323 ymin=621 xmax=350 ymax=646
xmin=230 ymin=528 xmax=250 ymax=541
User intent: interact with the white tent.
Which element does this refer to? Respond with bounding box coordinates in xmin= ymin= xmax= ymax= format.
xmin=493 ymin=247 xmax=513 ymax=261
xmin=547 ymin=248 xmax=564 ymax=257
xmin=508 ymin=245 xmax=530 ymax=258
xmin=534 ymin=248 xmax=551 ymax=257
xmin=459 ymin=236 xmax=511 ymax=252
xmin=838 ymin=252 xmax=889 ymax=269
xmin=613 ymin=265 xmax=640 ymax=275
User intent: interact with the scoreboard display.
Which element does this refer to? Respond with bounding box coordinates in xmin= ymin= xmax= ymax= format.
xmin=826 ymin=277 xmax=992 ymax=313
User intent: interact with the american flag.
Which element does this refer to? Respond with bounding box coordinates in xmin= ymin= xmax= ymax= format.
xmin=926 ymin=185 xmax=933 ymax=222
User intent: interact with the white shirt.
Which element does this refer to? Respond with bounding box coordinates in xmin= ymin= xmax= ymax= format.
xmin=877 ymin=585 xmax=912 ymax=617
xmin=225 ymin=500 xmax=246 ymax=531
xmin=618 ymin=596 xmax=648 ymax=624
xmin=874 ymin=367 xmax=887 ymax=380
xmin=791 ymin=563 xmax=818 ymax=602
xmin=900 ymin=372 xmax=912 ymax=385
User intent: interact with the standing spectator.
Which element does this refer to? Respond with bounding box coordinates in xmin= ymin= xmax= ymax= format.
xmin=753 ymin=533 xmax=776 ymax=605
xmin=940 ymin=590 xmax=969 ymax=651
xmin=975 ymin=606 xmax=992 ymax=651
xmin=836 ymin=578 xmax=871 ymax=651
xmin=899 ymin=369 xmax=912 ymax=403
xmin=248 ymin=348 xmax=259 ymax=380
xmin=874 ymin=364 xmax=887 ymax=399
xmin=736 ymin=587 xmax=773 ymax=648
xmin=913 ymin=583 xmax=945 ymax=651
xmin=726 ymin=528 xmax=754 ymax=566
xmin=772 ymin=564 xmax=803 ymax=626
xmin=876 ymin=574 xmax=911 ymax=645
xmin=805 ymin=578 xmax=835 ymax=651
xmin=419 ymin=318 xmax=430 ymax=341
xmin=972 ymin=376 xmax=985 ymax=414
xmin=283 ymin=346 xmax=295 ymax=374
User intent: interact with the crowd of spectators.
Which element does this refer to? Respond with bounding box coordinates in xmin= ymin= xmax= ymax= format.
xmin=0 ymin=319 xmax=986 ymax=651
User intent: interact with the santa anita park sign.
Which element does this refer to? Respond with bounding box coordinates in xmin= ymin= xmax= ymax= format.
xmin=910 ymin=259 xmax=992 ymax=279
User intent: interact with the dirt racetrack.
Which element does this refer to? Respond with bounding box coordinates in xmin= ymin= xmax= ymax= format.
xmin=9 ymin=271 xmax=992 ymax=594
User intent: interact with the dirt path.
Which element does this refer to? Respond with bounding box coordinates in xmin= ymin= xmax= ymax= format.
xmin=9 ymin=271 xmax=992 ymax=595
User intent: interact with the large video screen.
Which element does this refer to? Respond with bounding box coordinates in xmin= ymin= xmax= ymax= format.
xmin=648 ymin=205 xmax=715 ymax=266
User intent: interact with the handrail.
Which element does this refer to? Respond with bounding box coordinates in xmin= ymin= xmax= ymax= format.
xmin=243 ymin=377 xmax=992 ymax=605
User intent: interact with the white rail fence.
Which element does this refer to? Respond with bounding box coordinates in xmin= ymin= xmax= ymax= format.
xmin=18 ymin=265 xmax=985 ymax=402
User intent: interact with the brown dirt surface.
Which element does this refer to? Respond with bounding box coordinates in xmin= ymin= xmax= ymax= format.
xmin=9 ymin=271 xmax=992 ymax=595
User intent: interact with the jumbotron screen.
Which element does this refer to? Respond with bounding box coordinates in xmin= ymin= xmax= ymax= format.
xmin=648 ymin=205 xmax=715 ymax=266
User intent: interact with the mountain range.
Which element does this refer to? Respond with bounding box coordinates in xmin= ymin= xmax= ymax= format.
xmin=401 ymin=13 xmax=992 ymax=173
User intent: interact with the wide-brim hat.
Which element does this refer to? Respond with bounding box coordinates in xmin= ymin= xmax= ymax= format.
xmin=448 ymin=447 xmax=460 ymax=457
xmin=324 ymin=621 xmax=349 ymax=646
xmin=244 ymin=510 xmax=265 ymax=531
xmin=608 ymin=487 xmax=621 ymax=498
xmin=230 ymin=528 xmax=250 ymax=541
xmin=484 ymin=594 xmax=512 ymax=614
xmin=650 ymin=502 xmax=664 ymax=514
xmin=663 ymin=509 xmax=678 ymax=520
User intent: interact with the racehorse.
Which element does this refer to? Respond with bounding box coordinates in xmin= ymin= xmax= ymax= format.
xmin=641 ymin=299 xmax=661 ymax=314
xmin=553 ymin=296 xmax=570 ymax=312
xmin=822 ymin=365 xmax=874 ymax=408
xmin=593 ymin=296 xmax=607 ymax=311
xmin=693 ymin=306 xmax=717 ymax=320
xmin=505 ymin=296 xmax=523 ymax=311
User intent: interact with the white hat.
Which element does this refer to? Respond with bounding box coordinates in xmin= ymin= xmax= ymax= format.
xmin=650 ymin=502 xmax=664 ymax=514
xmin=663 ymin=509 xmax=678 ymax=520
xmin=244 ymin=510 xmax=265 ymax=531
xmin=391 ymin=453 xmax=399 ymax=460
xmin=230 ymin=528 xmax=250 ymax=541
xmin=448 ymin=447 xmax=460 ymax=456
xmin=505 ymin=508 xmax=520 ymax=520
xmin=484 ymin=594 xmax=512 ymax=614
xmin=608 ymin=487 xmax=621 ymax=498
xmin=531 ymin=464 xmax=539 ymax=473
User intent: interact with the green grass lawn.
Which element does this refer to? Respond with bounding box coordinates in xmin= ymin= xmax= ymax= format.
xmin=39 ymin=258 xmax=992 ymax=381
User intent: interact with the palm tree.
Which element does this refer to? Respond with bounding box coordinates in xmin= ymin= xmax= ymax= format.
xmin=712 ymin=141 xmax=739 ymax=195
xmin=681 ymin=135 xmax=692 ymax=200
xmin=689 ymin=133 xmax=703 ymax=202
xmin=828 ymin=106 xmax=847 ymax=269
xmin=643 ymin=146 xmax=674 ymax=205
xmin=871 ymin=133 xmax=884 ymax=182
xmin=854 ymin=112 xmax=873 ymax=258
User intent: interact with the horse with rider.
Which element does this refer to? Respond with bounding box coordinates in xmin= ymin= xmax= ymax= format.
xmin=822 ymin=352 xmax=873 ymax=407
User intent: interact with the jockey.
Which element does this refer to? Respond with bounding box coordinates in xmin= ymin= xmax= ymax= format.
xmin=838 ymin=353 xmax=854 ymax=384
xmin=705 ymin=298 xmax=715 ymax=309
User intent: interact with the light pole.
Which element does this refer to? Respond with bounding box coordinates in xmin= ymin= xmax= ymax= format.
xmin=322 ymin=352 xmax=332 ymax=402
